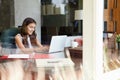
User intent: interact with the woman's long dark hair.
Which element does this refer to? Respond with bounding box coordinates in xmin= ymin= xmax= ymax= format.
xmin=20 ymin=17 xmax=37 ymax=48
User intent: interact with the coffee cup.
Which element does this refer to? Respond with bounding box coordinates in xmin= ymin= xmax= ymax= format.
xmin=71 ymin=41 xmax=78 ymax=48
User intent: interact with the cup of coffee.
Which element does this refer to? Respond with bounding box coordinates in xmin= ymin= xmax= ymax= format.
xmin=71 ymin=41 xmax=78 ymax=48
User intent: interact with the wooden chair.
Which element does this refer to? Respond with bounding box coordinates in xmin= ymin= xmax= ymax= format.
xmin=107 ymin=32 xmax=116 ymax=53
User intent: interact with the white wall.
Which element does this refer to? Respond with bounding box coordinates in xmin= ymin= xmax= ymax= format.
xmin=14 ymin=0 xmax=41 ymax=41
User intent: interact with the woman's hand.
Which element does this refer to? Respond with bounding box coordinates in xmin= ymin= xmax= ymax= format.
xmin=43 ymin=45 xmax=49 ymax=50
xmin=34 ymin=45 xmax=49 ymax=53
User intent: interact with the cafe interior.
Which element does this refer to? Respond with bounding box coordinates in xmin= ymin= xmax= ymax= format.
xmin=1 ymin=0 xmax=120 ymax=80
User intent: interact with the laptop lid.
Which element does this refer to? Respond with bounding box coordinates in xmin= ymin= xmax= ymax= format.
xmin=49 ymin=35 xmax=67 ymax=53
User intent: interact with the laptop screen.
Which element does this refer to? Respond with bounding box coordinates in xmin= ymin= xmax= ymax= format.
xmin=49 ymin=35 xmax=67 ymax=53
xmin=34 ymin=35 xmax=67 ymax=58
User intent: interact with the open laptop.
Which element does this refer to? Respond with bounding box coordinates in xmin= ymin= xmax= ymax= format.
xmin=48 ymin=35 xmax=67 ymax=53
xmin=35 ymin=35 xmax=67 ymax=53
xmin=34 ymin=35 xmax=67 ymax=58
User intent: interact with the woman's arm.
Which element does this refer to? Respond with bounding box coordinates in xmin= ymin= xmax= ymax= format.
xmin=15 ymin=34 xmax=34 ymax=53
xmin=35 ymin=38 xmax=49 ymax=52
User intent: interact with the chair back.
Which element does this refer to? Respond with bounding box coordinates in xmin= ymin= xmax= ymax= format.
xmin=0 ymin=27 xmax=20 ymax=48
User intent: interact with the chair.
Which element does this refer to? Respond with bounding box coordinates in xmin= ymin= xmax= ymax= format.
xmin=0 ymin=27 xmax=20 ymax=49
xmin=107 ymin=33 xmax=116 ymax=49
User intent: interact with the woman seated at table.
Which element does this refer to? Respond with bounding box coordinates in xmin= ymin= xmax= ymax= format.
xmin=15 ymin=17 xmax=47 ymax=80
xmin=15 ymin=17 xmax=48 ymax=53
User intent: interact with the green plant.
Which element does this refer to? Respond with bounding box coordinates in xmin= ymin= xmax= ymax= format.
xmin=116 ymin=34 xmax=120 ymax=43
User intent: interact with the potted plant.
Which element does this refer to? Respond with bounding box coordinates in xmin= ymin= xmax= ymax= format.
xmin=116 ymin=34 xmax=120 ymax=50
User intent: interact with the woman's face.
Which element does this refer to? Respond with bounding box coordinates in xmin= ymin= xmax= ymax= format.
xmin=26 ymin=23 xmax=36 ymax=35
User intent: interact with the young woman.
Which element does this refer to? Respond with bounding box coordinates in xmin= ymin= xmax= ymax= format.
xmin=15 ymin=17 xmax=46 ymax=80
xmin=15 ymin=17 xmax=48 ymax=54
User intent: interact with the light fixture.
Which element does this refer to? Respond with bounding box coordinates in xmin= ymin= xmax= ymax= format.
xmin=74 ymin=10 xmax=83 ymax=35
xmin=74 ymin=10 xmax=83 ymax=20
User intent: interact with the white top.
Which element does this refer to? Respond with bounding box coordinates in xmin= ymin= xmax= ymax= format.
xmin=16 ymin=34 xmax=33 ymax=48
xmin=16 ymin=34 xmax=35 ymax=55
xmin=27 ymin=35 xmax=33 ymax=48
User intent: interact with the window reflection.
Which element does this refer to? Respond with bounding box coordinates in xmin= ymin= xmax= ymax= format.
xmin=103 ymin=0 xmax=120 ymax=72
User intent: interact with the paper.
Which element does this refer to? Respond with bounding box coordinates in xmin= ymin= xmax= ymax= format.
xmin=8 ymin=54 xmax=29 ymax=58
xmin=36 ymin=58 xmax=74 ymax=67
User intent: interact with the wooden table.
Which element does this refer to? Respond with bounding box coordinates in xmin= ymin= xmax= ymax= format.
xmin=68 ymin=47 xmax=82 ymax=58
xmin=68 ymin=47 xmax=83 ymax=73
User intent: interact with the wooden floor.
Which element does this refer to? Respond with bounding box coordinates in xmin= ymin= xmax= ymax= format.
xmin=104 ymin=48 xmax=120 ymax=72
xmin=71 ymin=58 xmax=83 ymax=80
xmin=68 ymin=47 xmax=83 ymax=80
